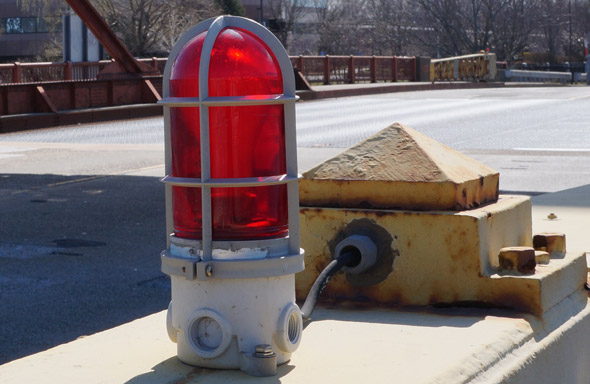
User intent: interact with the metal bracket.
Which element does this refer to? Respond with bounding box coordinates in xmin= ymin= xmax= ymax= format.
xmin=161 ymin=249 xmax=305 ymax=280
xmin=160 ymin=251 xmax=196 ymax=280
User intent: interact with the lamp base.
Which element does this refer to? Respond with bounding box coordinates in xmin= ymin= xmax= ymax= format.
xmin=166 ymin=273 xmax=302 ymax=375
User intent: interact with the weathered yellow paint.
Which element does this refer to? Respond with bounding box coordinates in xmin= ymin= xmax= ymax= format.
xmin=535 ymin=250 xmax=550 ymax=264
xmin=533 ymin=232 xmax=566 ymax=256
xmin=498 ymin=247 xmax=536 ymax=274
xmin=300 ymin=123 xmax=499 ymax=211
xmin=297 ymin=195 xmax=586 ymax=316
xmin=430 ymin=52 xmax=495 ymax=82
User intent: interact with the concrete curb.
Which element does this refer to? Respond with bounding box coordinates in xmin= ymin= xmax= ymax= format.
xmin=297 ymin=81 xmax=506 ymax=100
xmin=0 ymin=104 xmax=163 ymax=133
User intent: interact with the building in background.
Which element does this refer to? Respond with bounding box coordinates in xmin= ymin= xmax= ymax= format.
xmin=241 ymin=0 xmax=321 ymax=55
xmin=0 ymin=0 xmax=64 ymax=62
xmin=0 ymin=0 xmax=320 ymax=62
xmin=62 ymin=9 xmax=104 ymax=62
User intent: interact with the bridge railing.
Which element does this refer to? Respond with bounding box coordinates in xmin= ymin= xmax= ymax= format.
xmin=2 ymin=54 xmax=507 ymax=85
xmin=430 ymin=53 xmax=496 ymax=82
xmin=0 ymin=58 xmax=167 ymax=84
xmin=0 ymin=53 xmax=426 ymax=120
xmin=290 ymin=55 xmax=416 ymax=85
xmin=0 ymin=56 xmax=417 ymax=85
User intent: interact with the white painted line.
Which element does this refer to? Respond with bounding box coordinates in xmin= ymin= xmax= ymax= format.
xmin=514 ymin=148 xmax=590 ymax=152
xmin=0 ymin=154 xmax=25 ymax=159
xmin=0 ymin=146 xmax=36 ymax=154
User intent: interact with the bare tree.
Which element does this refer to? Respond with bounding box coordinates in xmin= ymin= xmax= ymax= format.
xmin=535 ymin=0 xmax=574 ymax=62
xmin=314 ymin=0 xmax=368 ymax=55
xmin=415 ymin=0 xmax=534 ymax=59
xmin=266 ymin=0 xmax=308 ymax=51
xmin=158 ymin=0 xmax=223 ymax=54
xmin=365 ymin=0 xmax=412 ymax=55
xmin=413 ymin=0 xmax=466 ymax=57
xmin=90 ymin=0 xmax=221 ymax=57
xmin=490 ymin=0 xmax=542 ymax=63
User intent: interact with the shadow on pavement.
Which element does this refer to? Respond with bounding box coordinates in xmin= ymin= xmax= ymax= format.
xmin=0 ymin=173 xmax=169 ymax=365
xmin=532 ymin=184 xmax=590 ymax=208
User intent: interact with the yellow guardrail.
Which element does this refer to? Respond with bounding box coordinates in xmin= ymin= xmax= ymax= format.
xmin=430 ymin=53 xmax=496 ymax=82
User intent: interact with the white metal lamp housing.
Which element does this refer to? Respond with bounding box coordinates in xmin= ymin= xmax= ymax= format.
xmin=159 ymin=16 xmax=304 ymax=377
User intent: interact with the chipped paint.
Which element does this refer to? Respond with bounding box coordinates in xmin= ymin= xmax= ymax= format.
xmin=297 ymin=195 xmax=587 ymax=316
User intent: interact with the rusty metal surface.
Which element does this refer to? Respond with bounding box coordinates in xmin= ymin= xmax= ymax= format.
xmin=289 ymin=55 xmax=416 ymax=85
xmin=498 ymin=247 xmax=536 ymax=274
xmin=533 ymin=233 xmax=566 ymax=256
xmin=297 ymin=195 xmax=587 ymax=316
xmin=0 ymin=78 xmax=162 ymax=123
xmin=0 ymin=53 xmax=416 ymax=118
xmin=0 ymin=59 xmax=167 ymax=85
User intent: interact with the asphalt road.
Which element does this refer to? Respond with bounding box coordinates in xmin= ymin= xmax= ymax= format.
xmin=0 ymin=85 xmax=589 ymax=365
xmin=295 ymin=86 xmax=590 ymax=194
xmin=1 ymin=86 xmax=589 ymax=192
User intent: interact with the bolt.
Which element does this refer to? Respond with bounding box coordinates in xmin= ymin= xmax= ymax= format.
xmin=254 ymin=344 xmax=275 ymax=358
xmin=205 ymin=264 xmax=212 ymax=277
xmin=498 ymin=246 xmax=536 ymax=274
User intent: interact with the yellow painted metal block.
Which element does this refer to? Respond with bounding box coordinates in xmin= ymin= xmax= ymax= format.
xmin=297 ymin=195 xmax=586 ymax=315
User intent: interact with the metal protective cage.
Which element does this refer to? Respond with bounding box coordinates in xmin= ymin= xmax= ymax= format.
xmin=159 ymin=16 xmax=300 ymax=263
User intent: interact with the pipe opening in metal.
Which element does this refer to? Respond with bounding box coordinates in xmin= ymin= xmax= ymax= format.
xmin=338 ymin=245 xmax=362 ymax=269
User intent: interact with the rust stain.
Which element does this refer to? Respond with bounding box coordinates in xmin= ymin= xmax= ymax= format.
xmin=533 ymin=233 xmax=566 ymax=254
xmin=499 ymin=258 xmax=514 ymax=270
xmin=533 ymin=235 xmax=547 ymax=250
xmin=498 ymin=247 xmax=536 ymax=274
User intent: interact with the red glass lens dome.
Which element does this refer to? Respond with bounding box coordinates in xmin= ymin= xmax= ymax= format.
xmin=169 ymin=27 xmax=288 ymax=241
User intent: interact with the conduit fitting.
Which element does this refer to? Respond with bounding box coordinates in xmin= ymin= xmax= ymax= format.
xmin=185 ymin=309 xmax=232 ymax=359
xmin=276 ymin=303 xmax=303 ymax=353
xmin=300 ymin=234 xmax=379 ymax=321
xmin=335 ymin=235 xmax=378 ymax=275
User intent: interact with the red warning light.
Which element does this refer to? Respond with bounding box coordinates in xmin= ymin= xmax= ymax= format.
xmin=169 ymin=27 xmax=288 ymax=240
xmin=160 ymin=17 xmax=304 ymax=374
